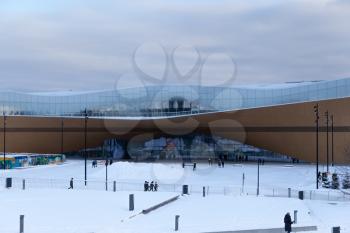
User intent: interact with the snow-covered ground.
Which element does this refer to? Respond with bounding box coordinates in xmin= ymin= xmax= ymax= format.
xmin=0 ymin=160 xmax=349 ymax=233
xmin=0 ymin=160 xmax=333 ymax=189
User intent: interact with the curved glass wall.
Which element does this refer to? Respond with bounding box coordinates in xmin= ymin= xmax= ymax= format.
xmin=0 ymin=78 xmax=349 ymax=117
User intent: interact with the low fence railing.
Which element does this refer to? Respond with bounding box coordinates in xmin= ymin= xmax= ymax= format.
xmin=1 ymin=176 xmax=350 ymax=202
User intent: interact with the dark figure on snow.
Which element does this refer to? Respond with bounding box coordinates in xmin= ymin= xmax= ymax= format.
xmin=218 ymin=160 xmax=221 ymax=167
xmin=109 ymin=159 xmax=113 ymax=165
xmin=149 ymin=181 xmax=154 ymax=191
xmin=221 ymin=160 xmax=225 ymax=168
xmin=284 ymin=212 xmax=293 ymax=233
xmin=208 ymin=158 xmax=212 ymax=166
xmin=68 ymin=178 xmax=74 ymax=189
xmin=144 ymin=181 xmax=149 ymax=191
xmin=154 ymin=182 xmax=158 ymax=191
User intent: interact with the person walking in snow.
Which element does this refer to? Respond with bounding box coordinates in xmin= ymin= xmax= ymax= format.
xmin=144 ymin=181 xmax=149 ymax=191
xmin=149 ymin=181 xmax=154 ymax=191
xmin=68 ymin=178 xmax=74 ymax=189
xmin=154 ymin=182 xmax=158 ymax=191
xmin=284 ymin=212 xmax=293 ymax=233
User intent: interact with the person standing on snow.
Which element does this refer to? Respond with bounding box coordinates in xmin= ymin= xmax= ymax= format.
xmin=149 ymin=181 xmax=154 ymax=191
xmin=284 ymin=212 xmax=293 ymax=233
xmin=154 ymin=182 xmax=158 ymax=191
xmin=144 ymin=181 xmax=149 ymax=191
xmin=208 ymin=158 xmax=212 ymax=166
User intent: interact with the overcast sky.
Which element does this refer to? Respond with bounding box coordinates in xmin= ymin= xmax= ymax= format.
xmin=1 ymin=0 xmax=350 ymax=91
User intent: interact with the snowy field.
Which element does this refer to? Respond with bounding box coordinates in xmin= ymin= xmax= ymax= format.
xmin=0 ymin=160 xmax=335 ymax=189
xmin=0 ymin=160 xmax=350 ymax=233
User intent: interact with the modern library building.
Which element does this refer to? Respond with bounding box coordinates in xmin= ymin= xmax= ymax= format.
xmin=1 ymin=78 xmax=350 ymax=163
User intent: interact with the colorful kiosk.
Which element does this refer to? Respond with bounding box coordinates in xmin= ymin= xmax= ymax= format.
xmin=0 ymin=153 xmax=65 ymax=169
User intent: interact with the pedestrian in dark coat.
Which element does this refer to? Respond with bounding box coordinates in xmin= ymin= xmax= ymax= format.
xmin=150 ymin=181 xmax=154 ymax=191
xmin=144 ymin=181 xmax=148 ymax=191
xmin=284 ymin=212 xmax=293 ymax=233
xmin=221 ymin=160 xmax=225 ymax=168
xmin=154 ymin=182 xmax=158 ymax=191
xmin=68 ymin=178 xmax=74 ymax=189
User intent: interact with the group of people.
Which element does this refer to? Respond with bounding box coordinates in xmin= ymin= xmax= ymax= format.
xmin=92 ymin=159 xmax=114 ymax=168
xmin=218 ymin=159 xmax=225 ymax=168
xmin=92 ymin=160 xmax=98 ymax=168
xmin=144 ymin=181 xmax=159 ymax=191
xmin=236 ymin=155 xmax=248 ymax=162
xmin=208 ymin=158 xmax=225 ymax=168
xmin=257 ymin=158 xmax=266 ymax=165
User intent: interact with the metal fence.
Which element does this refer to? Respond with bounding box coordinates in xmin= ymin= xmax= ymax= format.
xmin=1 ymin=176 xmax=350 ymax=202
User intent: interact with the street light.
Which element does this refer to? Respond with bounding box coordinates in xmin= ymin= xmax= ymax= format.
xmin=104 ymin=143 xmax=108 ymax=191
xmin=3 ymin=112 xmax=6 ymax=170
xmin=84 ymin=109 xmax=88 ymax=186
xmin=331 ymin=114 xmax=334 ymax=166
xmin=257 ymin=159 xmax=262 ymax=196
xmin=61 ymin=118 xmax=64 ymax=155
xmin=325 ymin=110 xmax=329 ymax=173
xmin=314 ymin=104 xmax=319 ymax=189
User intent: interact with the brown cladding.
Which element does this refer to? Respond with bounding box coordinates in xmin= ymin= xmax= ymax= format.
xmin=1 ymin=97 xmax=350 ymax=164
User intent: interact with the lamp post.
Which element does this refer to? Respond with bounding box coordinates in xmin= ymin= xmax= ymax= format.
xmin=314 ymin=104 xmax=319 ymax=189
xmin=331 ymin=115 xmax=334 ymax=166
xmin=3 ymin=112 xmax=6 ymax=170
xmin=325 ymin=111 xmax=329 ymax=173
xmin=84 ymin=109 xmax=88 ymax=186
xmin=61 ymin=118 xmax=64 ymax=155
xmin=104 ymin=143 xmax=108 ymax=191
xmin=257 ymin=159 xmax=261 ymax=196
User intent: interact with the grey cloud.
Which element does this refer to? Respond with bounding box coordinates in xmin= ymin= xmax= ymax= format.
xmin=0 ymin=0 xmax=350 ymax=91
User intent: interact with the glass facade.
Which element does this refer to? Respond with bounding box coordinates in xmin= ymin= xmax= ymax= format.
xmin=102 ymin=135 xmax=295 ymax=162
xmin=0 ymin=78 xmax=349 ymax=117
